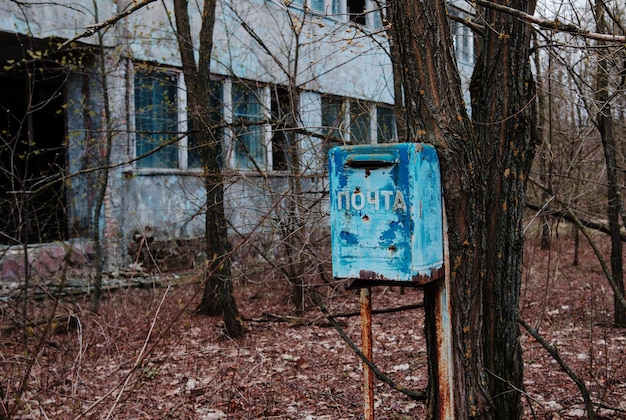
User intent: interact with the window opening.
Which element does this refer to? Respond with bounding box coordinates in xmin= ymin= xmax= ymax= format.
xmin=271 ymin=87 xmax=292 ymax=171
xmin=310 ymin=0 xmax=342 ymax=16
xmin=370 ymin=0 xmax=386 ymax=29
xmin=321 ymin=96 xmax=345 ymax=142
xmin=134 ymin=69 xmax=179 ymax=169
xmin=0 ymin=57 xmax=68 ymax=244
xmin=376 ymin=106 xmax=396 ymax=143
xmin=188 ymin=80 xmax=223 ymax=169
xmin=348 ymin=0 xmax=366 ymax=25
xmin=232 ymin=83 xmax=266 ymax=170
xmin=310 ymin=0 xmax=325 ymax=13
xmin=350 ymin=100 xmax=370 ymax=143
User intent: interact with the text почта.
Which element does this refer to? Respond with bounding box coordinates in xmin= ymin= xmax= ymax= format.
xmin=335 ymin=190 xmax=407 ymax=212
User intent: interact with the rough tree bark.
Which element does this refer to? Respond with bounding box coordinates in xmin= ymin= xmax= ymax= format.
xmin=173 ymin=0 xmax=244 ymax=337
xmin=389 ymin=0 xmax=536 ymax=418
xmin=470 ymin=1 xmax=536 ymax=416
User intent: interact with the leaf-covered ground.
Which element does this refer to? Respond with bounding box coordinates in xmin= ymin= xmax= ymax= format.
xmin=1 ymin=235 xmax=625 ymax=419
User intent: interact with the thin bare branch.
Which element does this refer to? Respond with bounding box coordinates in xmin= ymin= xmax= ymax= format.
xmin=526 ymin=202 xmax=626 ymax=242
xmin=60 ymin=0 xmax=158 ymax=48
xmin=519 ymin=317 xmax=597 ymax=419
xmin=476 ymin=0 xmax=626 ymax=43
xmin=566 ymin=209 xmax=626 ymax=313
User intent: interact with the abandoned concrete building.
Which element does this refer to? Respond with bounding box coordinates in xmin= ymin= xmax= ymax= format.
xmin=0 ymin=0 xmax=474 ymax=280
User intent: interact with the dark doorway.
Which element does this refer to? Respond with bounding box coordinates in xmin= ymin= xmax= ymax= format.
xmin=0 ymin=34 xmax=68 ymax=245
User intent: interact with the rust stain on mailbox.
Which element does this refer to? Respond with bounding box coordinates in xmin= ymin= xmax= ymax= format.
xmin=329 ymin=143 xmax=444 ymax=287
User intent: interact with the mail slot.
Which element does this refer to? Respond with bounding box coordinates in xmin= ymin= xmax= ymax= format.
xmin=328 ymin=143 xmax=444 ymax=286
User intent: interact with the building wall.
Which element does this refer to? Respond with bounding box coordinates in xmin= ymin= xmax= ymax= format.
xmin=0 ymin=1 xmax=111 ymax=37
xmin=112 ymin=1 xmax=394 ymax=269
xmin=0 ymin=0 xmax=473 ymax=274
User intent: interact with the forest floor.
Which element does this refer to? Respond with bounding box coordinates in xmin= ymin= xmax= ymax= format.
xmin=1 ymin=235 xmax=626 ymax=419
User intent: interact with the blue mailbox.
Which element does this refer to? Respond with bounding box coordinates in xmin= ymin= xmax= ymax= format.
xmin=329 ymin=143 xmax=444 ymax=287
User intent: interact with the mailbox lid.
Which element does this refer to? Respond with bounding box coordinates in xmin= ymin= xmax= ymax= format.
xmin=329 ymin=143 xmax=443 ymax=284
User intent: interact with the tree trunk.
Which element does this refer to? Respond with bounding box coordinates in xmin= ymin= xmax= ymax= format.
xmin=470 ymin=2 xmax=536 ymax=416
xmin=173 ymin=0 xmax=244 ymax=337
xmin=389 ymin=1 xmax=536 ymax=417
xmin=280 ymin=84 xmax=307 ymax=314
xmin=389 ymin=31 xmax=407 ymax=141
xmin=534 ymin=37 xmax=553 ymax=250
xmin=597 ymin=103 xmax=626 ymax=327
xmin=594 ymin=3 xmax=626 ymax=326
xmin=90 ymin=0 xmax=114 ymax=314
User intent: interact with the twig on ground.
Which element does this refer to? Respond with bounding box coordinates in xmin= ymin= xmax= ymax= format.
xmin=519 ymin=317 xmax=597 ymax=419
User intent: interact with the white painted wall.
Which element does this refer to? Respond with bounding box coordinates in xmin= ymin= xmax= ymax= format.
xmin=0 ymin=0 xmax=393 ymax=101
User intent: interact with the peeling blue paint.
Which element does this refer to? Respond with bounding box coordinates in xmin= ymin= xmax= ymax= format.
xmin=329 ymin=143 xmax=443 ymax=284
xmin=340 ymin=231 xmax=359 ymax=245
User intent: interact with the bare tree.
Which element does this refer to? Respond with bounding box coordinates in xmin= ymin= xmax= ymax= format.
xmin=593 ymin=0 xmax=626 ymax=326
xmin=89 ymin=0 xmax=115 ymax=314
xmin=173 ymin=0 xmax=244 ymax=337
xmin=527 ymin=0 xmax=626 ymax=326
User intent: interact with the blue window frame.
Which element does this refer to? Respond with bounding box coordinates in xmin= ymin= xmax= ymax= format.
xmin=134 ymin=69 xmax=179 ymax=169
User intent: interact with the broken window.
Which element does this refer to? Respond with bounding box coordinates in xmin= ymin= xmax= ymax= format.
xmin=134 ymin=68 xmax=179 ymax=169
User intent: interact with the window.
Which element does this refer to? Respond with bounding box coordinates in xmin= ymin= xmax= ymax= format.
xmin=360 ymin=0 xmax=388 ymax=30
xmin=188 ymin=80 xmax=223 ymax=169
xmin=290 ymin=0 xmax=384 ymax=29
xmin=450 ymin=10 xmax=474 ymax=66
xmin=134 ymin=69 xmax=179 ymax=169
xmin=322 ymin=97 xmax=395 ymax=144
xmin=376 ymin=105 xmax=396 ymax=143
xmin=369 ymin=0 xmax=387 ymax=30
xmin=349 ymin=100 xmax=370 ymax=143
xmin=459 ymin=26 xmax=473 ymax=64
xmin=310 ymin=0 xmax=342 ymax=15
xmin=347 ymin=0 xmax=366 ymax=25
xmin=232 ymin=83 xmax=266 ymax=170
xmin=321 ymin=96 xmax=345 ymax=142
xmin=270 ymin=87 xmax=291 ymax=171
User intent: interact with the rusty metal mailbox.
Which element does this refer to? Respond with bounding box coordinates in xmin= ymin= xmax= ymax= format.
xmin=329 ymin=143 xmax=444 ymax=287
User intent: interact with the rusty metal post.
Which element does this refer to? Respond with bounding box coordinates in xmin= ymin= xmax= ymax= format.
xmin=435 ymin=206 xmax=455 ymax=420
xmin=360 ymin=287 xmax=374 ymax=420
